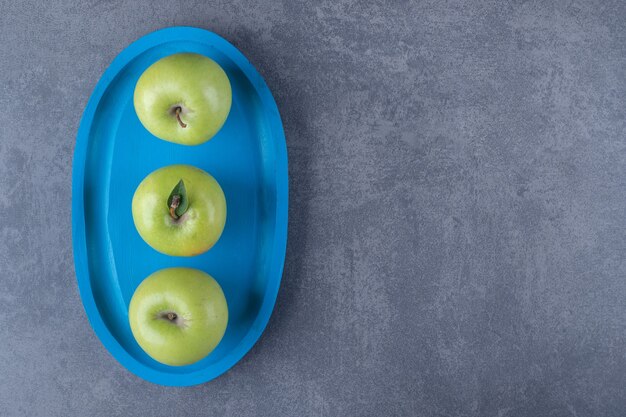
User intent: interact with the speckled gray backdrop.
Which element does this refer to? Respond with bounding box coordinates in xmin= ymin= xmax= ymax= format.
xmin=0 ymin=0 xmax=625 ymax=416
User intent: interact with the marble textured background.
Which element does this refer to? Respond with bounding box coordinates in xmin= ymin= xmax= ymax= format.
xmin=0 ymin=1 xmax=625 ymax=416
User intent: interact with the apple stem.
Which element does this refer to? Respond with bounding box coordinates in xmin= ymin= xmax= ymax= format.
xmin=169 ymin=194 xmax=181 ymax=220
xmin=167 ymin=312 xmax=177 ymax=321
xmin=174 ymin=106 xmax=187 ymax=128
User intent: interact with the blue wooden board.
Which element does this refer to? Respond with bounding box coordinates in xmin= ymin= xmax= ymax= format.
xmin=72 ymin=27 xmax=288 ymax=386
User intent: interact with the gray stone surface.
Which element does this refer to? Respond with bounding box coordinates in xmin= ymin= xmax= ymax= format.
xmin=0 ymin=0 xmax=625 ymax=416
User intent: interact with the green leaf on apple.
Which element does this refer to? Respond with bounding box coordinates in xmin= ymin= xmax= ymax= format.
xmin=167 ymin=179 xmax=189 ymax=218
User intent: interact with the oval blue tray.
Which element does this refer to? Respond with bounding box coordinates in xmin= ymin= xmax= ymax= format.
xmin=72 ymin=27 xmax=288 ymax=386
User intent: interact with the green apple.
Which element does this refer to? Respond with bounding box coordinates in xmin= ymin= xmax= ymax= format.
xmin=132 ymin=164 xmax=226 ymax=257
xmin=134 ymin=53 xmax=232 ymax=145
xmin=129 ymin=267 xmax=228 ymax=366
